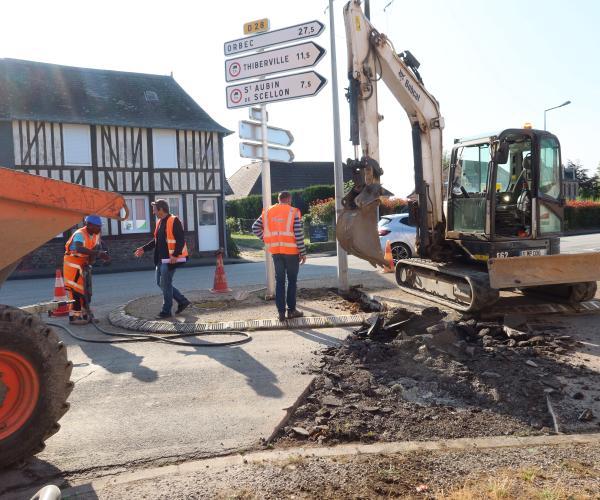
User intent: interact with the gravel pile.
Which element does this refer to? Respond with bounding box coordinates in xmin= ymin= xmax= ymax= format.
xmin=277 ymin=307 xmax=600 ymax=445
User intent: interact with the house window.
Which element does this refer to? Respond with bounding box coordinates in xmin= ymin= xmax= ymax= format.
xmin=63 ymin=124 xmax=92 ymax=166
xmin=153 ymin=129 xmax=177 ymax=168
xmin=122 ymin=196 xmax=150 ymax=234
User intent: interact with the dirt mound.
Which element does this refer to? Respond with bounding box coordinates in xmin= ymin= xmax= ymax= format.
xmin=276 ymin=307 xmax=600 ymax=445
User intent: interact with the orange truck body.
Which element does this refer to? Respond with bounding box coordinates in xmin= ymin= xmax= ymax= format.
xmin=0 ymin=166 xmax=127 ymax=284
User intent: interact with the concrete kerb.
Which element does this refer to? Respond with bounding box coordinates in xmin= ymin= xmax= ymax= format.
xmin=62 ymin=432 xmax=600 ymax=497
xmin=108 ymin=302 xmax=375 ymax=333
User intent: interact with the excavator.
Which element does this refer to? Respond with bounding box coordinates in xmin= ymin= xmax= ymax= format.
xmin=336 ymin=0 xmax=600 ymax=312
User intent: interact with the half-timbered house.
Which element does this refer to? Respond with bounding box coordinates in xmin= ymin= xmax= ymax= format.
xmin=0 ymin=58 xmax=231 ymax=274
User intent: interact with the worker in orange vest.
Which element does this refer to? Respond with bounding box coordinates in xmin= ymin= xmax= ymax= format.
xmin=134 ymin=199 xmax=190 ymax=319
xmin=63 ymin=215 xmax=110 ymax=324
xmin=253 ymin=191 xmax=307 ymax=322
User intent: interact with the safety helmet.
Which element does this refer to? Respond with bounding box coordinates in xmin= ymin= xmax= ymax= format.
xmin=85 ymin=215 xmax=103 ymax=226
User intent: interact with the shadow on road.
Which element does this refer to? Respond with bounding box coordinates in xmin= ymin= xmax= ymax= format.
xmin=178 ymin=344 xmax=283 ymax=398
xmin=78 ymin=342 xmax=159 ymax=383
xmin=0 ymin=457 xmax=78 ymax=500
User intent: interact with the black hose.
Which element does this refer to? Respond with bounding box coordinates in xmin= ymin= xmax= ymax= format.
xmin=47 ymin=320 xmax=252 ymax=347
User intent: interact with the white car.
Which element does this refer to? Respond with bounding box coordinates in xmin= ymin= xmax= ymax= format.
xmin=378 ymin=213 xmax=417 ymax=263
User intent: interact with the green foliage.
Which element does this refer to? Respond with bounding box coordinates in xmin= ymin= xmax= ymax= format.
xmin=226 ymin=217 xmax=240 ymax=233
xmin=305 ymin=241 xmax=337 ymax=253
xmin=225 ymin=185 xmax=336 ymax=220
xmin=225 ymin=228 xmax=240 ymax=257
xmin=379 ymin=197 xmax=408 ymax=216
xmin=308 ymin=197 xmax=335 ymax=224
xmin=564 ymin=201 xmax=600 ymax=230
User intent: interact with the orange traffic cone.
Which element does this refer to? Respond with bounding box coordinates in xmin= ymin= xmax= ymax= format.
xmin=210 ymin=252 xmax=231 ymax=293
xmin=382 ymin=240 xmax=394 ymax=274
xmin=49 ymin=269 xmax=70 ymax=317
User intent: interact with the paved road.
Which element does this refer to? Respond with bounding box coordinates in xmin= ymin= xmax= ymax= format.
xmin=560 ymin=233 xmax=600 ymax=253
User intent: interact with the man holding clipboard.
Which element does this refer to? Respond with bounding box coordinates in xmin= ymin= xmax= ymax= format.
xmin=134 ymin=199 xmax=191 ymax=319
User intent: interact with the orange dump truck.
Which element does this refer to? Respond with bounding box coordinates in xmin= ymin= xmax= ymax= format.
xmin=0 ymin=167 xmax=127 ymax=468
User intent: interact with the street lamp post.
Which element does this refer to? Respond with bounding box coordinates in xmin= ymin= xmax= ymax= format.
xmin=544 ymin=100 xmax=571 ymax=130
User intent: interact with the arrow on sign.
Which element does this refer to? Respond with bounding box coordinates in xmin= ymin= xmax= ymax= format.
xmin=224 ymin=20 xmax=325 ymax=56
xmin=240 ymin=142 xmax=295 ymax=163
xmin=226 ymin=71 xmax=327 ymax=109
xmin=225 ymin=41 xmax=326 ymax=82
xmin=239 ymin=121 xmax=294 ymax=147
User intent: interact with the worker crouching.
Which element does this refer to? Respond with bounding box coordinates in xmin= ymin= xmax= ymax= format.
xmin=63 ymin=215 xmax=110 ymax=325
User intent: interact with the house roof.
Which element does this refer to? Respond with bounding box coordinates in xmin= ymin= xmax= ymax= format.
xmin=226 ymin=161 xmax=394 ymax=199
xmin=0 ymin=58 xmax=231 ymax=134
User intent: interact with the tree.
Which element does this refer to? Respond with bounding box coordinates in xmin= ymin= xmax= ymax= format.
xmin=568 ymin=160 xmax=600 ymax=199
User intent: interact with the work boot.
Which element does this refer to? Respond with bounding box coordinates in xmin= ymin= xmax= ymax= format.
xmin=155 ymin=312 xmax=172 ymax=320
xmin=176 ymin=301 xmax=191 ymax=314
xmin=278 ymin=312 xmax=286 ymax=322
xmin=69 ymin=317 xmax=89 ymax=326
xmin=287 ymin=309 xmax=304 ymax=320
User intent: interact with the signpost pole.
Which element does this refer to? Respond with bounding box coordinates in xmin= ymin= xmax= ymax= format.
xmin=329 ymin=0 xmax=349 ymax=293
xmin=261 ymin=104 xmax=275 ymax=297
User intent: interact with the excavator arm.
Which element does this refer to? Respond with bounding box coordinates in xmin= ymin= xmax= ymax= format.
xmin=337 ymin=0 xmax=446 ymax=266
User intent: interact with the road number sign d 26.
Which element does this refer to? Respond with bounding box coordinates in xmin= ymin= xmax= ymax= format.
xmin=244 ymin=18 xmax=269 ymax=35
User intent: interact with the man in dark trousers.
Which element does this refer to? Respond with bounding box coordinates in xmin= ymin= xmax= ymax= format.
xmin=134 ymin=199 xmax=191 ymax=319
xmin=252 ymin=191 xmax=306 ymax=322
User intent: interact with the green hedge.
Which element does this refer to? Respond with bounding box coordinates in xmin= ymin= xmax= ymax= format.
xmin=564 ymin=206 xmax=600 ymax=230
xmin=226 ymin=185 xmax=335 ymax=219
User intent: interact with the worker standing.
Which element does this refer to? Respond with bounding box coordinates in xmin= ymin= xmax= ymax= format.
xmin=253 ymin=191 xmax=306 ymax=322
xmin=63 ymin=215 xmax=110 ymax=325
xmin=134 ymin=199 xmax=191 ymax=319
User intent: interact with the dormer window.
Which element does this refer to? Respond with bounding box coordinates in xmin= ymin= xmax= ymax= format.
xmin=144 ymin=90 xmax=159 ymax=102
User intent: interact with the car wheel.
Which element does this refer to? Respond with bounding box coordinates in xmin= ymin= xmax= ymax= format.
xmin=391 ymin=243 xmax=411 ymax=263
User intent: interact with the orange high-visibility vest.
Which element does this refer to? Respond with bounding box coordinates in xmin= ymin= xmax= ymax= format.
xmin=263 ymin=204 xmax=301 ymax=255
xmin=154 ymin=215 xmax=189 ymax=258
xmin=63 ymin=227 xmax=99 ymax=294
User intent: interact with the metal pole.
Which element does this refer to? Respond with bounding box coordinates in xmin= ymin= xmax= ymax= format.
xmin=261 ymin=103 xmax=275 ymax=296
xmin=329 ymin=0 xmax=349 ymax=293
xmin=544 ymin=110 xmax=547 ymax=131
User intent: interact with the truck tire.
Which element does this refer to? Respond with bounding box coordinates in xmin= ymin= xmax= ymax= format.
xmin=0 ymin=305 xmax=73 ymax=468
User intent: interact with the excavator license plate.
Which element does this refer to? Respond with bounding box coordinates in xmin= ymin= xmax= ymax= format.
xmin=488 ymin=252 xmax=600 ymax=289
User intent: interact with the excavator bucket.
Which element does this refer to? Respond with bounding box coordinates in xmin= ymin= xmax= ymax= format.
xmin=336 ymin=203 xmax=388 ymax=268
xmin=488 ymin=252 xmax=600 ymax=289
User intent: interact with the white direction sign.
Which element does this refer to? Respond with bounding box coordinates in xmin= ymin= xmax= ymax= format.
xmin=225 ymin=41 xmax=326 ymax=82
xmin=239 ymin=120 xmax=294 ymax=147
xmin=240 ymin=142 xmax=294 ymax=163
xmin=226 ymin=71 xmax=327 ymax=109
xmin=224 ymin=20 xmax=325 ymax=56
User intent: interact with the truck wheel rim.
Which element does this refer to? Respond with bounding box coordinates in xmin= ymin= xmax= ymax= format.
xmin=0 ymin=350 xmax=40 ymax=440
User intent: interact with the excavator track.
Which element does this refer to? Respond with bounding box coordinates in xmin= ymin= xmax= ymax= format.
xmin=395 ymin=258 xmax=500 ymax=312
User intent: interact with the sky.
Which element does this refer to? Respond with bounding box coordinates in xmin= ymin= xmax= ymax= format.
xmin=2 ymin=0 xmax=599 ymax=197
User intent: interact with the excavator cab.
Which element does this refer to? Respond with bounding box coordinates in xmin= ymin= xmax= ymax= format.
xmin=446 ymin=128 xmax=563 ymax=260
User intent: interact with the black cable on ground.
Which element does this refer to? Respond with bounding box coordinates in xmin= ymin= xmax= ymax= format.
xmin=46 ymin=320 xmax=252 ymax=347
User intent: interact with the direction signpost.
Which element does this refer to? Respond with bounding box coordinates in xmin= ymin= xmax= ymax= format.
xmin=239 ymin=120 xmax=294 ymax=146
xmin=225 ymin=41 xmax=326 ymax=82
xmin=224 ymin=20 xmax=325 ymax=56
xmin=224 ymin=19 xmax=327 ymax=296
xmin=226 ymin=71 xmax=327 ymax=109
xmin=240 ymin=142 xmax=295 ymax=163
